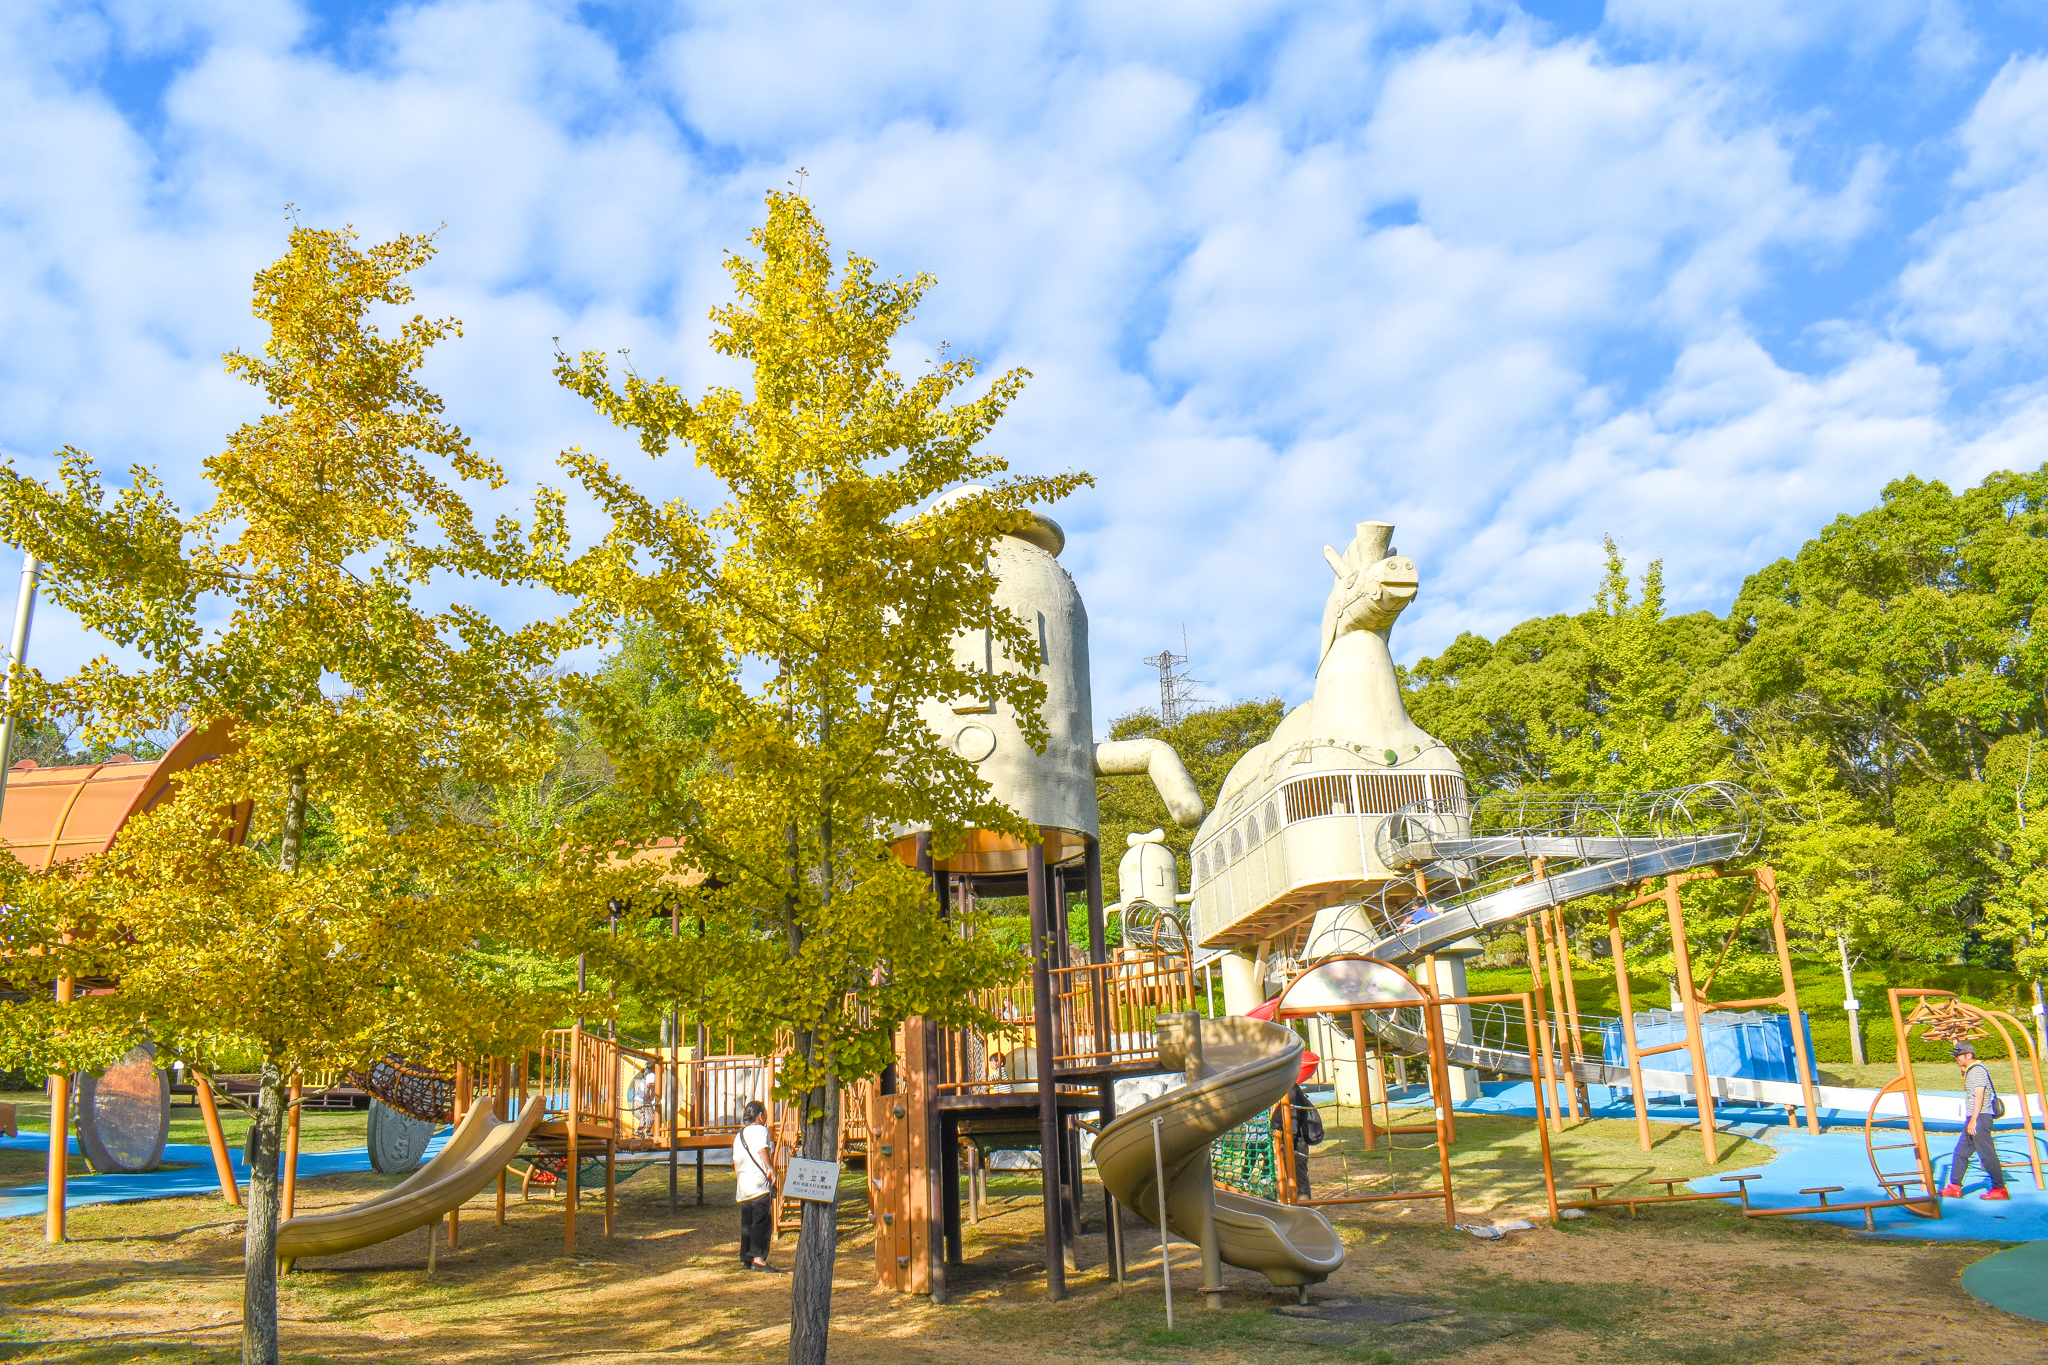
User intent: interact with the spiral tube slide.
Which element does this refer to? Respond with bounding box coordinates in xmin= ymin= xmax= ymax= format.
xmin=1094 ymin=1013 xmax=1343 ymax=1290
xmin=276 ymin=1094 xmax=546 ymax=1270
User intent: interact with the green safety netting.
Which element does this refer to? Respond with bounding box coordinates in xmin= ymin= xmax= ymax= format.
xmin=1211 ymin=1114 xmax=1278 ymax=1200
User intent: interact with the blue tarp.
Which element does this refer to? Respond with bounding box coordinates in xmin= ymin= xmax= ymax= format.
xmin=1601 ymin=1009 xmax=1818 ymax=1090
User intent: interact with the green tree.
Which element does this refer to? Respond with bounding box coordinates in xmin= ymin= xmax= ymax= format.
xmin=1404 ymin=539 xmax=1731 ymax=796
xmin=549 ymin=190 xmax=1085 ymax=1363
xmin=0 ymin=225 xmax=571 ymax=1365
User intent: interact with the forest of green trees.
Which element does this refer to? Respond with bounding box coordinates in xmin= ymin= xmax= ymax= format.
xmin=1099 ymin=467 xmax=2047 ymax=1051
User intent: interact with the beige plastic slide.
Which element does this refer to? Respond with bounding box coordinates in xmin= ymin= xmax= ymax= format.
xmin=1094 ymin=1013 xmax=1344 ymax=1291
xmin=276 ymin=1094 xmax=547 ymax=1271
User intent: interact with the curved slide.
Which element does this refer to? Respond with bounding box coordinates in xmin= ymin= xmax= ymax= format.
xmin=276 ymin=1094 xmax=546 ymax=1270
xmin=1095 ymin=1013 xmax=1343 ymax=1291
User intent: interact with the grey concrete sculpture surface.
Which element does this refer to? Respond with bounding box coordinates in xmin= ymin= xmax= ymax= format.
xmin=1188 ymin=520 xmax=1469 ymax=960
xmin=916 ymin=488 xmax=1203 ymax=852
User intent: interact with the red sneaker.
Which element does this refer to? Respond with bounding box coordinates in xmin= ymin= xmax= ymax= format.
xmin=1940 ymin=1184 xmax=1963 ymax=1198
xmin=1981 ymin=1187 xmax=2011 ymax=1201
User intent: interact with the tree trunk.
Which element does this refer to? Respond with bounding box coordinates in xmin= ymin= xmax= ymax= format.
xmin=279 ymin=765 xmax=308 ymax=874
xmin=1837 ymin=935 xmax=1865 ymax=1066
xmin=787 ymin=1045 xmax=839 ymax=1365
xmin=246 ymin=764 xmax=305 ymax=1362
xmin=242 ymin=1059 xmax=287 ymax=1365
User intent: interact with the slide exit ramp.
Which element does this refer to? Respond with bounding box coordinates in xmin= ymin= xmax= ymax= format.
xmin=1094 ymin=1014 xmax=1344 ymax=1291
xmin=276 ymin=1094 xmax=546 ymax=1271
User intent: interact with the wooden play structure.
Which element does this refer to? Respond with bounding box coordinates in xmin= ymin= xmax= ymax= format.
xmin=0 ymin=722 xmax=251 ymax=1244
xmin=861 ymin=830 xmax=1196 ymax=1301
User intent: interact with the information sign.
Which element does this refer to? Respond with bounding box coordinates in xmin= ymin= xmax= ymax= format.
xmin=783 ymin=1156 xmax=842 ymax=1202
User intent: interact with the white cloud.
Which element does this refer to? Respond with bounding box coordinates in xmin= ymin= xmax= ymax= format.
xmin=1602 ymin=0 xmax=1970 ymax=69
xmin=0 ymin=0 xmax=2042 ymax=730
xmin=1899 ymin=55 xmax=2048 ymax=364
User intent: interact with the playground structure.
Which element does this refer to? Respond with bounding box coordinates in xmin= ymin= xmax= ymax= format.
xmin=0 ymin=722 xmax=253 ymax=1241
xmin=11 ymin=500 xmax=2048 ymax=1306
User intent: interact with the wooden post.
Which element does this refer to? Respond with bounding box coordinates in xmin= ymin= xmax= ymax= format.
xmin=1086 ymin=838 xmax=1123 ymax=1283
xmin=1349 ymin=1009 xmax=1379 ymax=1150
xmin=1423 ymin=1000 xmax=1457 ymax=1226
xmin=496 ymin=1057 xmax=508 ymax=1226
xmin=1524 ymin=920 xmax=1564 ymax=1132
xmin=1664 ymin=880 xmax=1719 ymax=1163
xmin=605 ymin=1139 xmax=616 ymax=1239
xmin=1758 ymin=867 xmax=1823 ymax=1135
xmin=44 ymin=974 xmax=73 ymax=1244
xmin=1606 ymin=906 xmax=1654 ymax=1152
xmin=282 ymin=1073 xmax=303 ymax=1222
xmin=1026 ymin=838 xmax=1065 ymax=1301
xmin=195 ymin=1071 xmax=242 ymax=1206
xmin=450 ymin=1062 xmax=470 ymax=1247
xmin=566 ymin=1026 xmax=581 ymax=1253
xmin=1522 ymin=994 xmax=1561 ymax=1223
xmin=941 ymin=1114 xmax=961 ymax=1265
xmin=670 ymin=895 xmax=681 ymax=1216
xmin=1552 ymin=904 xmax=1589 ymax=1111
xmin=1279 ymin=1081 xmax=1297 ymax=1204
xmin=1536 ymin=914 xmax=1582 ymax=1121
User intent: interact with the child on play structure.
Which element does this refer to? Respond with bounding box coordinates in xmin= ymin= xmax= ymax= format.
xmin=733 ymin=1100 xmax=783 ymax=1270
xmin=1941 ymin=1042 xmax=2010 ymax=1201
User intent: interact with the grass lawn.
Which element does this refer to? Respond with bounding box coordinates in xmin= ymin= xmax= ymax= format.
xmin=0 ymin=1104 xmax=2038 ymax=1363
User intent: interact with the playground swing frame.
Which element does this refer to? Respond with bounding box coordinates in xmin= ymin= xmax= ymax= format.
xmin=1267 ymin=955 xmax=1564 ymax=1226
xmin=1605 ymin=865 xmax=1825 ymax=1164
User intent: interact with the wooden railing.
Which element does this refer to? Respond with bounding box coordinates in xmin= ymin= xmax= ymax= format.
xmin=533 ymin=1025 xmax=619 ymax=1135
xmin=1049 ymin=955 xmax=1196 ymax=1069
xmin=937 ymin=948 xmax=1195 ymax=1091
xmin=674 ymin=1052 xmax=778 ymax=1143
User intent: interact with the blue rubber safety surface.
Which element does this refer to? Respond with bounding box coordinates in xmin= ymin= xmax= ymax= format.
xmin=1454 ymin=1081 xmax=2048 ymax=1241
xmin=0 ymin=1129 xmax=449 ymax=1221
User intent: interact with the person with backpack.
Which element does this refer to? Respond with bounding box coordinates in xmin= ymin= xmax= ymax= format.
xmin=1272 ymin=1057 xmax=1325 ymax=1201
xmin=732 ymin=1100 xmax=783 ymax=1270
xmin=1941 ymin=1042 xmax=2010 ymax=1200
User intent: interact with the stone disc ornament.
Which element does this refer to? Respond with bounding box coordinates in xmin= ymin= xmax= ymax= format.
xmin=366 ymin=1099 xmax=435 ymax=1174
xmin=74 ymin=1043 xmax=170 ymax=1174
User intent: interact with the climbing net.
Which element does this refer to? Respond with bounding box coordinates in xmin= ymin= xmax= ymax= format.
xmin=347 ymin=1056 xmax=453 ymax=1123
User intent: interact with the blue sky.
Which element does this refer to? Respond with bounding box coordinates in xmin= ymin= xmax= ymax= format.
xmin=4 ymin=1 xmax=2048 ymax=728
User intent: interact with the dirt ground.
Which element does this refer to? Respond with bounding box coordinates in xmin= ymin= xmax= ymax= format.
xmin=1 ymin=1110 xmax=2043 ymax=1365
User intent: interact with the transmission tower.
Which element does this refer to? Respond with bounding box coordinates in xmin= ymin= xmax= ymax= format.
xmin=1141 ymin=628 xmax=1204 ymax=727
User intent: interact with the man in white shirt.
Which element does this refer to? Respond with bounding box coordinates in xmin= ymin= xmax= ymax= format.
xmin=732 ymin=1100 xmax=780 ymax=1270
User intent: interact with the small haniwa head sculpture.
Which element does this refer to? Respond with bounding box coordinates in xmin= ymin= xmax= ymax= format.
xmin=1318 ymin=520 xmax=1419 ymax=664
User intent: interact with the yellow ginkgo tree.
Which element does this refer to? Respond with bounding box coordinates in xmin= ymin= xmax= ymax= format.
xmin=0 ymin=224 xmax=575 ymax=1365
xmin=553 ymin=190 xmax=1086 ymax=1365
